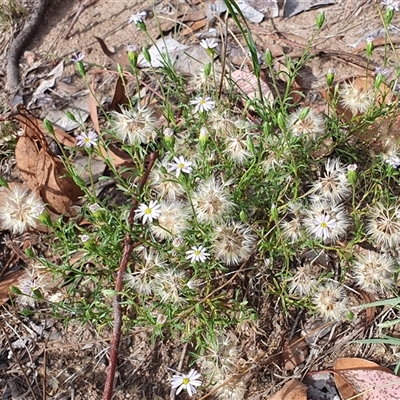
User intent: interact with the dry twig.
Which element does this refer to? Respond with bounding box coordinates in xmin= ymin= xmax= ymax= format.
xmin=102 ymin=151 xmax=159 ymax=400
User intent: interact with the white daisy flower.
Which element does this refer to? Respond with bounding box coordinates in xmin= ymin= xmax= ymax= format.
xmin=381 ymin=0 xmax=400 ymax=11
xmin=190 ymin=96 xmax=215 ymax=113
xmin=128 ymin=11 xmax=147 ymax=24
xmin=167 ymin=156 xmax=193 ymax=178
xmin=310 ymin=213 xmax=338 ymax=241
xmin=171 ymin=369 xmax=202 ymax=397
xmin=134 ymin=200 xmax=161 ymax=224
xmin=76 ymin=130 xmax=98 ymax=148
xmin=200 ymin=38 xmax=218 ymax=50
xmin=303 ymin=200 xmax=350 ymax=243
xmin=186 ymin=245 xmax=210 ymax=263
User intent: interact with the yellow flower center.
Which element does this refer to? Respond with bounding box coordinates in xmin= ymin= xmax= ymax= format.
xmin=320 ymin=222 xmax=327 ymax=228
xmin=182 ymin=377 xmax=190 ymax=385
xmin=178 ymin=163 xmax=184 ymax=169
xmin=145 ymin=208 xmax=152 ymax=215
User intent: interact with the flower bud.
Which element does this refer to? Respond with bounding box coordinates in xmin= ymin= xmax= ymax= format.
xmin=365 ymin=37 xmax=374 ymax=58
xmin=65 ymin=111 xmax=77 ymax=122
xmin=385 ymin=8 xmax=394 ymax=25
xmin=199 ymin=126 xmax=209 ymax=150
xmin=347 ymin=164 xmax=358 ymax=186
xmin=142 ymin=46 xmax=151 ymax=64
xmin=163 ymin=127 xmax=175 ymax=152
xmin=76 ymin=60 xmax=86 ymax=77
xmin=316 ymin=11 xmax=325 ymax=29
xmin=43 ymin=119 xmax=54 ymax=135
xmin=277 ymin=112 xmax=286 ymax=131
xmin=204 ymin=62 xmax=212 ymax=77
xmin=265 ymin=49 xmax=273 ymax=67
xmin=326 ymin=68 xmax=335 ymax=86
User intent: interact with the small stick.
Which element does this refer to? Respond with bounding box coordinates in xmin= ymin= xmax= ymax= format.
xmin=102 ymin=151 xmax=159 ymax=400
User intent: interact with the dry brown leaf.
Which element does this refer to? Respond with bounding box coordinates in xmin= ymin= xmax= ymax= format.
xmin=334 ymin=358 xmax=393 ymax=400
xmin=231 ymin=70 xmax=273 ymax=103
xmin=180 ymin=19 xmax=208 ymax=36
xmin=89 ymin=79 xmax=101 ymax=135
xmin=95 ymin=36 xmax=129 ymax=67
xmin=15 ymin=135 xmax=40 ymax=191
xmin=267 ymin=379 xmax=307 ymax=400
xmin=281 ymin=336 xmax=308 ymax=371
xmin=110 ymin=76 xmax=129 ymax=112
xmin=36 ymin=153 xmax=83 ymax=214
xmin=99 ymin=143 xmax=133 ymax=168
xmin=0 ymin=270 xmax=25 ymax=306
xmin=339 ymin=367 xmax=400 ymax=399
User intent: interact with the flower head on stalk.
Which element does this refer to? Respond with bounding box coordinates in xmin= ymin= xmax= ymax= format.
xmin=190 ymin=96 xmax=215 ymax=113
xmin=76 ymin=130 xmax=98 ymax=148
xmin=134 ymin=200 xmax=161 ymax=224
xmin=171 ymin=369 xmax=202 ymax=397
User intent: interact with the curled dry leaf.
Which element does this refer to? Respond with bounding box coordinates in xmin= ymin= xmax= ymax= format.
xmin=36 ymin=153 xmax=83 ymax=215
xmin=14 ymin=110 xmax=83 ymax=215
xmin=15 ymin=135 xmax=40 ymax=191
xmin=334 ymin=358 xmax=396 ymax=400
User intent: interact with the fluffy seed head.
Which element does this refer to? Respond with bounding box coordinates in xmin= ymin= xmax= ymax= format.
xmin=154 ymin=268 xmax=186 ymax=304
xmin=16 ymin=268 xmax=49 ymax=307
xmin=200 ymin=334 xmax=246 ymax=400
xmin=124 ymin=247 xmax=164 ymax=295
xmin=287 ymin=107 xmax=325 ymax=141
xmin=223 ymin=133 xmax=251 ymax=165
xmin=288 ymin=263 xmax=317 ymax=296
xmin=0 ymin=185 xmax=44 ymax=234
xmin=149 ymin=158 xmax=186 ymax=200
xmin=338 ymin=80 xmax=374 ymax=115
xmin=212 ymin=221 xmax=256 ymax=265
xmin=112 ymin=106 xmax=157 ymax=144
xmin=352 ymin=250 xmax=395 ymax=293
xmin=312 ymin=281 xmax=349 ymax=321
xmin=192 ymin=176 xmax=235 ymax=224
xmin=366 ymin=202 xmax=400 ymax=249
xmin=150 ymin=200 xmax=189 ymax=240
xmin=312 ymin=158 xmax=351 ymax=202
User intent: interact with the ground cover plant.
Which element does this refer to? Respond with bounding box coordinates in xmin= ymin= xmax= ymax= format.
xmin=2 ymin=0 xmax=400 ymax=398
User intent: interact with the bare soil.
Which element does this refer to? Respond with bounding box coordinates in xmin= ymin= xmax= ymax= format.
xmin=1 ymin=0 xmax=399 ymax=399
